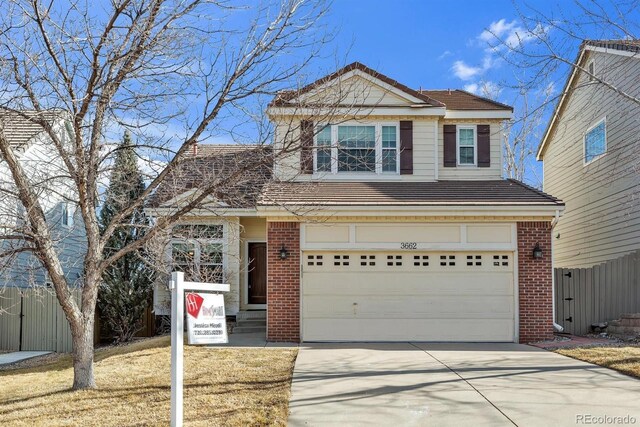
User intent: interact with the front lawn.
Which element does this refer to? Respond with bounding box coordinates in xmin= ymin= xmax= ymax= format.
xmin=556 ymin=346 xmax=640 ymax=379
xmin=0 ymin=336 xmax=298 ymax=426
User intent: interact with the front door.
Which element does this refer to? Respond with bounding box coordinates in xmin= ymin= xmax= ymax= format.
xmin=248 ymin=242 xmax=267 ymax=304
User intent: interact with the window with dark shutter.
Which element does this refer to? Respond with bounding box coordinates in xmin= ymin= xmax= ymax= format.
xmin=477 ymin=124 xmax=490 ymax=167
xmin=443 ymin=124 xmax=456 ymax=167
xmin=399 ymin=120 xmax=413 ymax=175
xmin=300 ymin=120 xmax=314 ymax=174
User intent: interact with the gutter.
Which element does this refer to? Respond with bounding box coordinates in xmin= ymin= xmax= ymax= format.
xmin=551 ymin=209 xmax=564 ymax=333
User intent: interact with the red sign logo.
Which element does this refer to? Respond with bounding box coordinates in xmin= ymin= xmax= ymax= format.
xmin=185 ymin=293 xmax=204 ymax=318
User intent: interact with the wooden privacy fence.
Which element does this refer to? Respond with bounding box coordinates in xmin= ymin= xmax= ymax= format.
xmin=555 ymin=250 xmax=640 ymax=335
xmin=0 ymin=287 xmax=81 ymax=353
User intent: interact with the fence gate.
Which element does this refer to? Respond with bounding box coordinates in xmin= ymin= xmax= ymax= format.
xmin=0 ymin=287 xmax=80 ymax=353
xmin=555 ymin=268 xmax=575 ymax=334
xmin=554 ymin=250 xmax=640 ymax=336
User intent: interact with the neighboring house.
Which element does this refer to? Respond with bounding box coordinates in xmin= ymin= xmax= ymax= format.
xmin=151 ymin=63 xmax=564 ymax=344
xmin=0 ymin=110 xmax=86 ymax=352
xmin=538 ymin=40 xmax=640 ymax=268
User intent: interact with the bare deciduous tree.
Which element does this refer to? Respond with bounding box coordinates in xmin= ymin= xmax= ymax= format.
xmin=0 ymin=0 xmax=351 ymax=390
xmin=481 ymin=0 xmax=639 ymax=185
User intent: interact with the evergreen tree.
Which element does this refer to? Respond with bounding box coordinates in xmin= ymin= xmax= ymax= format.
xmin=98 ymin=132 xmax=154 ymax=343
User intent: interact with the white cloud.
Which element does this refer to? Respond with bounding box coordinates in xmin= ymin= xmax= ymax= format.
xmin=463 ymin=81 xmax=502 ymax=100
xmin=438 ymin=50 xmax=453 ymax=60
xmin=452 ymin=54 xmax=496 ymax=81
xmin=480 ymin=18 xmax=548 ymax=50
xmin=463 ymin=83 xmax=479 ymax=94
xmin=452 ymin=60 xmax=483 ymax=81
xmin=480 ymin=19 xmax=518 ymax=43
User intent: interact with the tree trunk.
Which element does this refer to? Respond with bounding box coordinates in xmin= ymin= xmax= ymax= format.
xmin=71 ymin=317 xmax=96 ymax=390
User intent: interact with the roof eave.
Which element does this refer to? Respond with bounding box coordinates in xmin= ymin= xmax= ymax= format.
xmin=537 ymin=48 xmax=588 ymax=160
xmin=256 ymin=203 xmax=564 ymax=217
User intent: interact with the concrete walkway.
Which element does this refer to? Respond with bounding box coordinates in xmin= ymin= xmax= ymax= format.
xmin=0 ymin=351 xmax=51 ymax=366
xmin=205 ymin=332 xmax=298 ymax=348
xmin=289 ymin=343 xmax=640 ymax=426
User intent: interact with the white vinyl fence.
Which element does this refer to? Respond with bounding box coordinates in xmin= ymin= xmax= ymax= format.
xmin=0 ymin=287 xmax=81 ymax=353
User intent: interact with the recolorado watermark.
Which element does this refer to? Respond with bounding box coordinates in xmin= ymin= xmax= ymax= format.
xmin=576 ymin=414 xmax=637 ymax=425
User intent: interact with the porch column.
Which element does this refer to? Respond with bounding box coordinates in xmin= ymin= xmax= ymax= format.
xmin=266 ymin=221 xmax=301 ymax=342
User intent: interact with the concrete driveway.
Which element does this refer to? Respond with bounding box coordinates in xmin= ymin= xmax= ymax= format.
xmin=288 ymin=343 xmax=640 ymax=426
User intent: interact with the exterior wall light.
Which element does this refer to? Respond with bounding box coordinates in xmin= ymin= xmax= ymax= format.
xmin=279 ymin=244 xmax=289 ymax=260
xmin=533 ymin=243 xmax=543 ymax=259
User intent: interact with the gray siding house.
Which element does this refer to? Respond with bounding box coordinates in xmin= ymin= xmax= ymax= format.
xmin=538 ymin=40 xmax=640 ymax=268
xmin=0 ymin=110 xmax=86 ymax=352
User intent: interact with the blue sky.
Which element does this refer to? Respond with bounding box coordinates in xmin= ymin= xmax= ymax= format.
xmin=324 ymin=0 xmax=521 ymax=92
xmin=275 ymin=0 xmax=637 ymax=185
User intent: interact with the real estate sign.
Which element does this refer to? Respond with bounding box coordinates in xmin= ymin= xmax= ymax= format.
xmin=185 ymin=292 xmax=228 ymax=344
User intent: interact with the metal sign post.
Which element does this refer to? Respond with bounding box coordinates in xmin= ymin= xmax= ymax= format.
xmin=170 ymin=271 xmax=230 ymax=427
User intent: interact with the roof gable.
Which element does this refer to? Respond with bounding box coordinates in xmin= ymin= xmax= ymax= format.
xmin=270 ymin=62 xmax=444 ymax=108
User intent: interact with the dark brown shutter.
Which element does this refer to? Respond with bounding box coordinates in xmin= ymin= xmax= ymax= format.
xmin=477 ymin=124 xmax=490 ymax=167
xmin=399 ymin=121 xmax=413 ymax=175
xmin=300 ymin=120 xmax=313 ymax=174
xmin=443 ymin=124 xmax=457 ymax=167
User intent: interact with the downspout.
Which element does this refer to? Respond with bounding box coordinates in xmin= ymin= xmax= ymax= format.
xmin=551 ymin=209 xmax=564 ymax=332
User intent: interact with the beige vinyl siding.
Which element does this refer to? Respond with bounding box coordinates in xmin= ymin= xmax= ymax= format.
xmin=299 ymin=75 xmax=413 ymax=106
xmin=437 ymin=120 xmax=503 ymax=180
xmin=543 ymin=50 xmax=640 ymax=268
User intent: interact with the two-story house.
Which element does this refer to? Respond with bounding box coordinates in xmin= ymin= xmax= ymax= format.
xmin=0 ymin=110 xmax=86 ymax=352
xmin=151 ymin=63 xmax=564 ymax=344
xmin=538 ymin=40 xmax=640 ymax=269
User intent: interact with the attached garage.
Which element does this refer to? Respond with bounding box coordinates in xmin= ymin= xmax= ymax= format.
xmin=301 ymin=250 xmax=516 ymax=342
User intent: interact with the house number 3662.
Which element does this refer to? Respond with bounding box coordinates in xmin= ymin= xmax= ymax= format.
xmin=400 ymin=242 xmax=417 ymax=249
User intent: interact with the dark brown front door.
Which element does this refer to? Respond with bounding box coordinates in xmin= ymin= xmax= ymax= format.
xmin=248 ymin=242 xmax=267 ymax=304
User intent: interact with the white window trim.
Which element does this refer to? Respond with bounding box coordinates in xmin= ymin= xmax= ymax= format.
xmin=583 ymin=116 xmax=607 ymax=166
xmin=169 ymin=222 xmax=228 ymax=283
xmin=313 ymin=121 xmax=400 ymax=176
xmin=61 ymin=202 xmax=74 ymax=228
xmin=456 ymin=125 xmax=477 ymax=167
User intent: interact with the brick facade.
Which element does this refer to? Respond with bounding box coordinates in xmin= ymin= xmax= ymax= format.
xmin=517 ymin=221 xmax=554 ymax=343
xmin=266 ymin=222 xmax=300 ymax=342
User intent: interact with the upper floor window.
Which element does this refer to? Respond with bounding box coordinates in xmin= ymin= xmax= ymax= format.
xmin=584 ymin=118 xmax=606 ymax=164
xmin=457 ymin=126 xmax=476 ymax=166
xmin=588 ymin=61 xmax=595 ymax=81
xmin=62 ymin=202 xmax=75 ymax=227
xmin=314 ymin=123 xmax=398 ymax=174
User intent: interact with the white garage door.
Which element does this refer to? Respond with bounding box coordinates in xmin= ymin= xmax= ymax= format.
xmin=302 ymin=251 xmax=515 ymax=342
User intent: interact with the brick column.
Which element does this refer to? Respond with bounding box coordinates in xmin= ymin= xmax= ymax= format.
xmin=517 ymin=221 xmax=553 ymax=343
xmin=266 ymin=222 xmax=300 ymax=342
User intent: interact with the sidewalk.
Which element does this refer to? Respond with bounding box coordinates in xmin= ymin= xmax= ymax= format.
xmin=0 ymin=351 xmax=51 ymax=366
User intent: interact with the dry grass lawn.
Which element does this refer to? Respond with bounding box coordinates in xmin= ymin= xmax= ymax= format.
xmin=0 ymin=337 xmax=298 ymax=426
xmin=556 ymin=346 xmax=640 ymax=379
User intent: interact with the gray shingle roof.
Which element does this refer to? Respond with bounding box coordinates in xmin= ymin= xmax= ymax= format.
xmin=0 ymin=109 xmax=65 ymax=145
xmin=584 ymin=39 xmax=640 ymax=53
xmin=420 ymin=90 xmax=513 ymax=111
xmin=148 ymin=144 xmax=273 ymax=208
